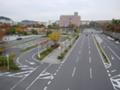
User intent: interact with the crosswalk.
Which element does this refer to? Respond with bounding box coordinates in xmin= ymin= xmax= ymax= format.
xmin=0 ymin=65 xmax=35 ymax=78
xmin=39 ymin=72 xmax=54 ymax=80
xmin=111 ymin=74 xmax=120 ymax=90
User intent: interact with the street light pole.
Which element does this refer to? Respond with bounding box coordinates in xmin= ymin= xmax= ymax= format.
xmin=6 ymin=54 xmax=9 ymax=70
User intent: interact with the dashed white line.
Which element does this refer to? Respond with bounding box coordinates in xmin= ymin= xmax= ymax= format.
xmin=89 ymin=57 xmax=91 ymax=64
xmin=56 ymin=69 xmax=59 ymax=72
xmin=107 ymin=70 xmax=109 ymax=73
xmin=47 ymin=81 xmax=51 ymax=85
xmin=111 ymin=55 xmax=114 ymax=60
xmin=67 ymin=88 xmax=70 ymax=90
xmin=43 ymin=86 xmax=48 ymax=90
xmin=72 ymin=67 xmax=76 ymax=77
xmin=108 ymin=74 xmax=111 ymax=77
xmin=111 ymin=69 xmax=117 ymax=73
xmin=25 ymin=64 xmax=51 ymax=90
xmin=90 ymin=68 xmax=92 ymax=79
xmin=10 ymin=66 xmax=39 ymax=90
xmin=53 ymin=73 xmax=56 ymax=76
xmin=89 ymin=50 xmax=91 ymax=55
xmin=108 ymin=46 xmax=120 ymax=60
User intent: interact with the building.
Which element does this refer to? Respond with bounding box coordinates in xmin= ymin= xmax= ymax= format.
xmin=81 ymin=20 xmax=90 ymax=26
xmin=59 ymin=12 xmax=81 ymax=27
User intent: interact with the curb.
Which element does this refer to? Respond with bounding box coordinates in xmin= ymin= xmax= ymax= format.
xmin=93 ymin=35 xmax=111 ymax=69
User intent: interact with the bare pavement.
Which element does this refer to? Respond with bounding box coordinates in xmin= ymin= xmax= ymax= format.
xmin=1 ymin=29 xmax=120 ymax=90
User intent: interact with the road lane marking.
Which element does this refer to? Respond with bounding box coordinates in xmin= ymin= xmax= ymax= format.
xmin=67 ymin=88 xmax=70 ymax=90
xmin=107 ymin=70 xmax=109 ymax=73
xmin=16 ymin=57 xmax=22 ymax=66
xmin=89 ymin=50 xmax=91 ymax=55
xmin=90 ymin=68 xmax=92 ymax=79
xmin=53 ymin=73 xmax=56 ymax=76
xmin=72 ymin=67 xmax=76 ymax=77
xmin=25 ymin=64 xmax=51 ymax=90
xmin=25 ymin=60 xmax=35 ymax=65
xmin=111 ymin=69 xmax=117 ymax=73
xmin=43 ymin=86 xmax=48 ymax=90
xmin=108 ymin=74 xmax=111 ymax=77
xmin=47 ymin=81 xmax=51 ymax=85
xmin=108 ymin=46 xmax=120 ymax=60
xmin=10 ymin=66 xmax=39 ymax=90
xmin=111 ymin=55 xmax=114 ymax=60
xmin=89 ymin=57 xmax=91 ymax=64
xmin=32 ymin=52 xmax=41 ymax=63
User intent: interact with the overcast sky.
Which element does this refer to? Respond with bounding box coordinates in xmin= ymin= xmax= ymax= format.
xmin=0 ymin=0 xmax=120 ymax=21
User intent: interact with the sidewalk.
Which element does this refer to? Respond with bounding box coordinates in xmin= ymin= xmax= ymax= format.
xmin=41 ymin=48 xmax=62 ymax=64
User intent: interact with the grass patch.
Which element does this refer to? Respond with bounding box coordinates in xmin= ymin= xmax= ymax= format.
xmin=0 ymin=54 xmax=19 ymax=71
xmin=57 ymin=45 xmax=72 ymax=60
xmin=37 ymin=44 xmax=59 ymax=60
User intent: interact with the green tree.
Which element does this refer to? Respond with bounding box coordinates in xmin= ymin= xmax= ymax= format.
xmin=48 ymin=31 xmax=61 ymax=45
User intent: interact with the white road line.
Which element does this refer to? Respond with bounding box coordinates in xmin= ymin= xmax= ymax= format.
xmin=43 ymin=86 xmax=48 ymax=90
xmin=111 ymin=69 xmax=117 ymax=73
xmin=107 ymin=70 xmax=109 ymax=73
xmin=89 ymin=50 xmax=91 ymax=55
xmin=10 ymin=66 xmax=39 ymax=90
xmin=16 ymin=57 xmax=22 ymax=66
xmin=53 ymin=73 xmax=56 ymax=76
xmin=47 ymin=81 xmax=51 ymax=85
xmin=67 ymin=88 xmax=70 ymax=90
xmin=25 ymin=64 xmax=51 ymax=90
xmin=72 ymin=67 xmax=76 ymax=77
xmin=89 ymin=57 xmax=91 ymax=64
xmin=108 ymin=74 xmax=111 ymax=77
xmin=32 ymin=52 xmax=41 ymax=63
xmin=56 ymin=69 xmax=59 ymax=72
xmin=111 ymin=55 xmax=114 ymax=60
xmin=90 ymin=68 xmax=92 ymax=79
xmin=108 ymin=46 xmax=120 ymax=60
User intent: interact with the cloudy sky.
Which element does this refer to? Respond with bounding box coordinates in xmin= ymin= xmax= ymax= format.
xmin=0 ymin=0 xmax=120 ymax=21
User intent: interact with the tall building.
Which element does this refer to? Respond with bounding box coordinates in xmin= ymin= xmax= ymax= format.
xmin=59 ymin=12 xmax=81 ymax=27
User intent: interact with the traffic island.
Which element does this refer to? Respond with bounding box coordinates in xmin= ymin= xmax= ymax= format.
xmin=37 ymin=44 xmax=59 ymax=60
xmin=58 ymin=35 xmax=79 ymax=61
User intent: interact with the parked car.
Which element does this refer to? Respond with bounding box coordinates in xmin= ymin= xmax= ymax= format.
xmin=16 ymin=37 xmax=22 ymax=40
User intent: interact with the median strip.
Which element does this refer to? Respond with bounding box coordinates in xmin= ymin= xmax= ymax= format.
xmin=93 ymin=35 xmax=111 ymax=68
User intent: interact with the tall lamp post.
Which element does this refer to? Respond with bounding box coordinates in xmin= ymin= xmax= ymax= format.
xmin=6 ymin=54 xmax=9 ymax=70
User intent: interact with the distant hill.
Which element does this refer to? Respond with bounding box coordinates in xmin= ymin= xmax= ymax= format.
xmin=20 ymin=20 xmax=38 ymax=25
xmin=0 ymin=16 xmax=12 ymax=21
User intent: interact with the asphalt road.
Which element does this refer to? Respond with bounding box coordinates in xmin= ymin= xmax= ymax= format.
xmin=0 ymin=29 xmax=116 ymax=90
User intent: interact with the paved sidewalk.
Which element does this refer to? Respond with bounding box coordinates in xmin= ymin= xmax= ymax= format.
xmin=41 ymin=39 xmax=74 ymax=64
xmin=41 ymin=48 xmax=62 ymax=64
